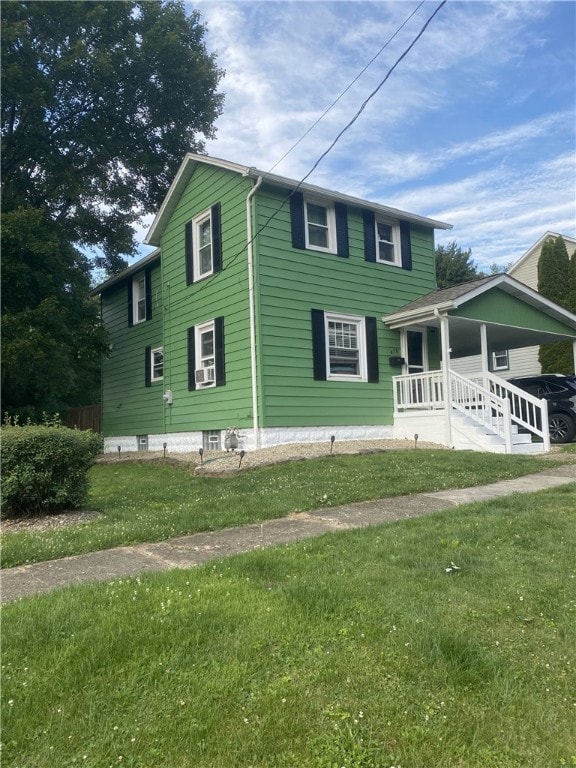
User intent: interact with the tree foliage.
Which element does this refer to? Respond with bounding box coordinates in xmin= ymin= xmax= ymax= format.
xmin=1 ymin=208 xmax=108 ymax=418
xmin=435 ymin=241 xmax=484 ymax=288
xmin=1 ymin=1 xmax=224 ymax=418
xmin=537 ymin=235 xmax=576 ymax=374
xmin=1 ymin=0 xmax=224 ymax=271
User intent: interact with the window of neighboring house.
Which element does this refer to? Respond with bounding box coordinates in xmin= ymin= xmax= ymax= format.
xmin=376 ymin=220 xmax=401 ymax=266
xmin=195 ymin=320 xmax=216 ymax=388
xmin=305 ymin=199 xmax=336 ymax=252
xmin=325 ymin=313 xmax=367 ymax=381
xmin=492 ymin=350 xmax=509 ymax=371
xmin=133 ymin=273 xmax=147 ymax=324
xmin=151 ymin=347 xmax=164 ymax=382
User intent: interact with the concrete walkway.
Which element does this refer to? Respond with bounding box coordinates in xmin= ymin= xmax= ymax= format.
xmin=2 ymin=463 xmax=575 ymax=604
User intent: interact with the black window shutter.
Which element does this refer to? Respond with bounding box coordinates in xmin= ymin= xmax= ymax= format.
xmin=212 ymin=203 xmax=222 ymax=274
xmin=127 ymin=282 xmax=133 ymax=327
xmin=335 ymin=202 xmax=349 ymax=257
xmin=144 ymin=268 xmax=152 ymax=321
xmin=363 ymin=209 xmax=377 ymax=263
xmin=290 ymin=190 xmax=305 ymax=250
xmin=144 ymin=346 xmax=151 ymax=387
xmin=215 ymin=316 xmax=226 ymax=386
xmin=365 ymin=317 xmax=379 ymax=383
xmin=187 ymin=326 xmax=196 ymax=391
xmin=185 ymin=221 xmax=194 ymax=285
xmin=400 ymin=220 xmax=412 ymax=271
xmin=311 ymin=309 xmax=327 ymax=381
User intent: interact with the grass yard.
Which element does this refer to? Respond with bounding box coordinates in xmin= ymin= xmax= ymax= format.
xmin=0 ymin=449 xmax=560 ymax=568
xmin=2 ymin=484 xmax=575 ymax=768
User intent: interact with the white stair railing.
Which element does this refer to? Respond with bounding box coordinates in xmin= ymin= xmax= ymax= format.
xmin=393 ymin=369 xmax=550 ymax=452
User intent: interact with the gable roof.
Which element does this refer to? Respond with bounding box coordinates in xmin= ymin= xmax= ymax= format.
xmin=508 ymin=231 xmax=576 ymax=277
xmin=145 ymin=153 xmax=452 ymax=247
xmin=383 ymin=273 xmax=576 ymax=331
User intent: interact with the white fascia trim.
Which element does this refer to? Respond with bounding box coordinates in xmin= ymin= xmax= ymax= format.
xmin=144 ymin=152 xmax=452 ymax=247
xmin=246 ymin=168 xmax=452 ymax=231
xmin=383 ymin=302 xmax=452 ymax=328
xmin=145 ymin=154 xmax=252 ymax=246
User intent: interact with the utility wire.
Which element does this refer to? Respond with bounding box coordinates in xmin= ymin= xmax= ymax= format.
xmin=167 ymin=0 xmax=447 ymax=310
xmin=267 ymin=0 xmax=425 ymax=174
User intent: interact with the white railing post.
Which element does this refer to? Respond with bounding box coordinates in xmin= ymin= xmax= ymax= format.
xmin=541 ymin=398 xmax=550 ymax=453
xmin=502 ymin=397 xmax=512 ymax=454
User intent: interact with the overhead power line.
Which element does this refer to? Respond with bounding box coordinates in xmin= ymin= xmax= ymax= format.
xmin=167 ymin=0 xmax=447 ymax=309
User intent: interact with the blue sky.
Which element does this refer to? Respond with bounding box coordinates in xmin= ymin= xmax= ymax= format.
xmin=140 ymin=0 xmax=576 ymax=271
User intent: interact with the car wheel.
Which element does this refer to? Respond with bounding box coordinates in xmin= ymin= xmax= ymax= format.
xmin=548 ymin=413 xmax=576 ymax=444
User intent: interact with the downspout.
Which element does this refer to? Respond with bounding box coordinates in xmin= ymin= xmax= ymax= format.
xmin=246 ymin=175 xmax=263 ymax=449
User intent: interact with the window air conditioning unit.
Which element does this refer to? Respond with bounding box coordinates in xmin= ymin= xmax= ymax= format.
xmin=195 ymin=367 xmax=215 ymax=384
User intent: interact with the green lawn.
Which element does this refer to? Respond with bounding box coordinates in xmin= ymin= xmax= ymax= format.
xmin=1 ymin=449 xmax=558 ymax=568
xmin=2 ymin=484 xmax=575 ymax=768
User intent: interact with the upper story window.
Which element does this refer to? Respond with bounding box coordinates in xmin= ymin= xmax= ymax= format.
xmin=185 ymin=203 xmax=222 ymax=285
xmin=363 ymin=209 xmax=412 ymax=271
xmin=133 ymin=274 xmax=146 ymax=324
xmin=305 ymin=200 xmax=336 ymax=252
xmin=376 ymin=220 xmax=401 ymax=266
xmin=290 ymin=191 xmax=349 ymax=257
xmin=128 ymin=270 xmax=152 ymax=327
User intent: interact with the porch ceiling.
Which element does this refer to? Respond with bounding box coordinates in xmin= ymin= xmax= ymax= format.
xmin=436 ymin=316 xmax=575 ymax=358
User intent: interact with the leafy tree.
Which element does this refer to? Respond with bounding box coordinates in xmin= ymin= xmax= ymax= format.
xmin=1 ymin=1 xmax=224 ymax=418
xmin=537 ymin=235 xmax=576 ymax=374
xmin=1 ymin=208 xmax=108 ymax=419
xmin=435 ymin=241 xmax=484 ymax=288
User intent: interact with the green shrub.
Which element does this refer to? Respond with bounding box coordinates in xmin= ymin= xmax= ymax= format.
xmin=1 ymin=424 xmax=102 ymax=518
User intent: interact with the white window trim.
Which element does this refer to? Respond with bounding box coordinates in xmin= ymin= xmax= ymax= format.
xmin=375 ymin=219 xmax=401 ymax=266
xmin=304 ymin=198 xmax=337 ymax=254
xmin=150 ymin=347 xmax=164 ymax=383
xmin=132 ymin=273 xmax=147 ymax=325
xmin=492 ymin=350 xmax=509 ymax=371
xmin=195 ymin=320 xmax=216 ymax=388
xmin=324 ymin=312 xmax=367 ymax=382
xmin=193 ymin=208 xmax=214 ymax=281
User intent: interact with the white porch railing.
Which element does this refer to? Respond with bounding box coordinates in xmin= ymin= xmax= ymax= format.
xmin=393 ymin=369 xmax=550 ymax=452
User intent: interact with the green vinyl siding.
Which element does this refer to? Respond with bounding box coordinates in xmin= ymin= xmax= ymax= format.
xmin=158 ymin=164 xmax=254 ymax=433
xmin=101 ymin=263 xmax=164 ymax=437
xmin=254 ymin=184 xmax=437 ymax=428
xmin=452 ymin=289 xmax=576 ymax=336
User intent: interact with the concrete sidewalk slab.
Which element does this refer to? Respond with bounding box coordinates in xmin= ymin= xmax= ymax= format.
xmin=2 ymin=464 xmax=575 ymax=604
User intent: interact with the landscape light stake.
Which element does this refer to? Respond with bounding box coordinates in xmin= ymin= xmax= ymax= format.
xmin=163 ymin=442 xmax=167 ymax=459
xmin=414 ymin=433 xmax=419 ymax=449
xmin=238 ymin=450 xmax=245 ymax=468
xmin=117 ymin=446 xmax=121 ymax=457
xmin=330 ymin=435 xmax=335 ymax=454
xmin=199 ymin=447 xmax=203 ymax=465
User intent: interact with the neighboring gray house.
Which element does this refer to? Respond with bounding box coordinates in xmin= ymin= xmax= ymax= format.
xmin=453 ymin=232 xmax=576 ymax=379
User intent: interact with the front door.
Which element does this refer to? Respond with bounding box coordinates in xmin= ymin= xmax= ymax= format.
xmin=405 ymin=328 xmax=427 ymax=374
xmin=403 ymin=328 xmax=428 ymax=404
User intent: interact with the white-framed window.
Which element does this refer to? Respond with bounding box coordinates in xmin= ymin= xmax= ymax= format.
xmin=195 ymin=320 xmax=216 ymax=388
xmin=150 ymin=347 xmax=164 ymax=382
xmin=193 ymin=209 xmax=214 ymax=280
xmin=305 ymin=199 xmax=336 ymax=253
xmin=376 ymin=220 xmax=401 ymax=266
xmin=133 ymin=273 xmax=147 ymax=324
xmin=492 ymin=350 xmax=509 ymax=371
xmin=325 ymin=313 xmax=367 ymax=381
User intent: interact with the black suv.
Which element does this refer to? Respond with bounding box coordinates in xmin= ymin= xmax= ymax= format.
xmin=508 ymin=374 xmax=576 ymax=443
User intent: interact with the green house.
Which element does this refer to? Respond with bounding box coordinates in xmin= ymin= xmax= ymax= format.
xmin=93 ymin=155 xmax=576 ymax=454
